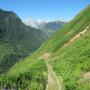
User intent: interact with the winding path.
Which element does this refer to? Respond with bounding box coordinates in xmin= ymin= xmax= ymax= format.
xmin=42 ymin=25 xmax=90 ymax=90
xmin=42 ymin=53 xmax=61 ymax=90
xmin=46 ymin=61 xmax=61 ymax=90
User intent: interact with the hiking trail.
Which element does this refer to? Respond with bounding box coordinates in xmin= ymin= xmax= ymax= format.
xmin=42 ymin=53 xmax=61 ymax=90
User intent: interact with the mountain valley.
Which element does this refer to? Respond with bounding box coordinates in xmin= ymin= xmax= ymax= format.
xmin=0 ymin=4 xmax=90 ymax=90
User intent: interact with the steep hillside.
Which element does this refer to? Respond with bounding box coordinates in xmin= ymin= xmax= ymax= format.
xmin=0 ymin=9 xmax=47 ymax=54
xmin=51 ymin=24 xmax=90 ymax=90
xmin=0 ymin=5 xmax=90 ymax=90
xmin=0 ymin=9 xmax=47 ymax=74
xmin=38 ymin=5 xmax=90 ymax=53
xmin=41 ymin=5 xmax=90 ymax=90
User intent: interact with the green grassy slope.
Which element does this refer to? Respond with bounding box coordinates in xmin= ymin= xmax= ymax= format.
xmin=38 ymin=5 xmax=90 ymax=53
xmin=0 ymin=5 xmax=90 ymax=90
xmin=0 ymin=59 xmax=47 ymax=90
xmin=51 ymin=26 xmax=90 ymax=90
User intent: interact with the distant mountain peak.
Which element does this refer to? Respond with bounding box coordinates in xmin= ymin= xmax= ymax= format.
xmin=24 ymin=18 xmax=66 ymax=37
xmin=24 ymin=18 xmax=66 ymax=29
xmin=24 ymin=18 xmax=46 ymax=28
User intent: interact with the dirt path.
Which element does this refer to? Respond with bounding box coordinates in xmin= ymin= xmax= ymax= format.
xmin=41 ymin=25 xmax=90 ymax=90
xmin=63 ymin=25 xmax=89 ymax=47
xmin=46 ymin=62 xmax=61 ymax=90
xmin=42 ymin=53 xmax=61 ymax=90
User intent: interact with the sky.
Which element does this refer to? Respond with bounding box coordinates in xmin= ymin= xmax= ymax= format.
xmin=0 ymin=0 xmax=90 ymax=21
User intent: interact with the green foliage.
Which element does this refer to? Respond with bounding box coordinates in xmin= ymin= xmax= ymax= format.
xmin=51 ymin=28 xmax=90 ymax=90
xmin=0 ymin=9 xmax=47 ymax=74
xmin=0 ymin=43 xmax=14 ymax=73
xmin=0 ymin=60 xmax=47 ymax=90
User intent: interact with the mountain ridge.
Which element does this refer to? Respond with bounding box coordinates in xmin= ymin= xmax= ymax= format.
xmin=24 ymin=19 xmax=66 ymax=36
xmin=0 ymin=9 xmax=47 ymax=74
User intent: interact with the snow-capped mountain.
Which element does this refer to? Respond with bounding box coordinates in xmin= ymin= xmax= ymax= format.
xmin=24 ymin=18 xmax=46 ymax=29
